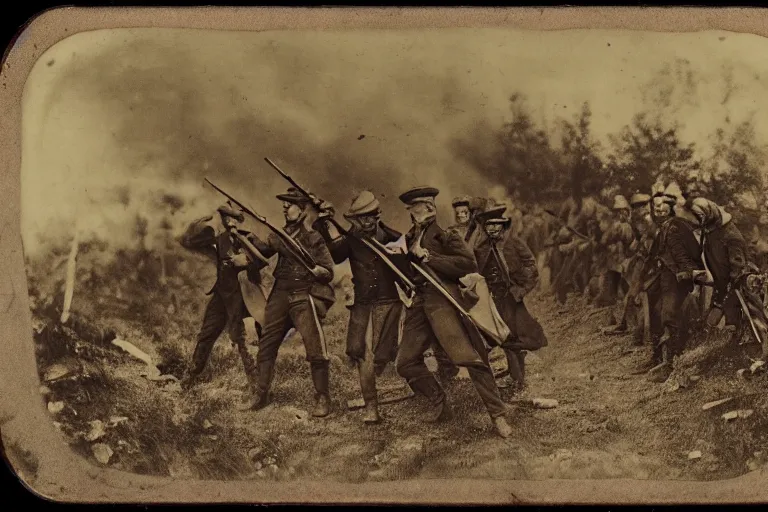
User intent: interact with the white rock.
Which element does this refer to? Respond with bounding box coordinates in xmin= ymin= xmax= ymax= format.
xmin=688 ymin=450 xmax=702 ymax=460
xmin=91 ymin=443 xmax=113 ymax=465
xmin=202 ymin=419 xmax=214 ymax=430
xmin=107 ymin=416 xmax=129 ymax=428
xmin=47 ymin=401 xmax=65 ymax=414
xmin=39 ymin=385 xmax=51 ymax=396
xmin=85 ymin=420 xmax=106 ymax=442
xmin=722 ymin=410 xmax=739 ymax=421
xmin=738 ymin=409 xmax=754 ymax=419
xmin=532 ymin=398 xmax=558 ymax=409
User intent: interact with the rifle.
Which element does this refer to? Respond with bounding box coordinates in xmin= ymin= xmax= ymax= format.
xmin=543 ymin=208 xmax=591 ymax=242
xmin=263 ymin=157 xmax=417 ymax=297
xmin=204 ymin=178 xmax=317 ymax=274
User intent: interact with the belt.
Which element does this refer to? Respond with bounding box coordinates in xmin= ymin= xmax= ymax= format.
xmin=273 ymin=279 xmax=312 ymax=292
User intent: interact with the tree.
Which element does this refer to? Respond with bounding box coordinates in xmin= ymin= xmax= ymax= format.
xmin=605 ymin=113 xmax=699 ymax=195
xmin=557 ymin=102 xmax=606 ymax=201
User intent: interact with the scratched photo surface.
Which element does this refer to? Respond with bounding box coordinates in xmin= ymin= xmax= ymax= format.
xmin=17 ymin=26 xmax=768 ymax=485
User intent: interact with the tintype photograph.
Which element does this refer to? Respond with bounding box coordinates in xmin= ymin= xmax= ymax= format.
xmin=3 ymin=6 xmax=768 ymax=505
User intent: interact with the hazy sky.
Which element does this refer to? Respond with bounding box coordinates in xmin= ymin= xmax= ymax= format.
xmin=19 ymin=26 xmax=768 ymax=257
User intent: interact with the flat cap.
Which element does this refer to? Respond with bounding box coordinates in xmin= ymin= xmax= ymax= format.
xmin=399 ymin=186 xmax=439 ymax=205
xmin=276 ymin=187 xmax=311 ymax=205
xmin=476 ymin=204 xmax=510 ymax=225
xmin=451 ymin=195 xmax=471 ymax=207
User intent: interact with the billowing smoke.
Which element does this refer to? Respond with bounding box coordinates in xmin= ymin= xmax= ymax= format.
xmin=22 ymin=31 xmax=516 ymax=259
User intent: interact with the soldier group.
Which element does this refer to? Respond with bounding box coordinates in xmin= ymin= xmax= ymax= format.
xmin=175 ymin=169 xmax=768 ymax=439
xmin=177 ymin=181 xmax=550 ymax=439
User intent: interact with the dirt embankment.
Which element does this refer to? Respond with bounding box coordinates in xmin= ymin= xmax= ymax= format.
xmin=12 ymin=244 xmax=768 ymax=486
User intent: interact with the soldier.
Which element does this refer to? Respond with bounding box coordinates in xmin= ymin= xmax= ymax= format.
xmin=241 ymin=188 xmax=337 ymax=417
xmin=684 ymin=198 xmax=748 ymax=335
xmin=447 ymin=196 xmax=472 ymax=240
xmin=638 ymin=182 xmax=705 ymax=382
xmin=178 ymin=203 xmax=265 ymax=394
xmin=595 ymin=195 xmax=634 ymax=307
xmin=315 ymin=190 xmax=407 ymax=424
xmin=391 ymin=186 xmax=513 ymax=438
xmin=471 ymin=204 xmax=547 ymax=392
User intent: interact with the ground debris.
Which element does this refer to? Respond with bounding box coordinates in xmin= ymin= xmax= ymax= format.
xmin=91 ymin=443 xmax=113 ymax=465
xmin=722 ymin=409 xmax=754 ymax=421
xmin=532 ymin=398 xmax=558 ymax=409
xmin=85 ymin=420 xmax=106 ymax=442
xmin=702 ymin=398 xmax=733 ymax=411
xmin=688 ymin=450 xmax=702 ymax=460
xmin=47 ymin=401 xmax=65 ymax=414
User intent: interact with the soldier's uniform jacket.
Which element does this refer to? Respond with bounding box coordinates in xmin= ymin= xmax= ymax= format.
xmin=698 ymin=207 xmax=748 ymax=302
xmin=472 ymin=229 xmax=547 ymax=351
xmin=248 ymin=223 xmax=336 ymax=310
xmin=321 ymin=222 xmax=404 ymax=304
xmin=446 ymin=223 xmax=470 ymax=242
xmin=179 ymin=214 xmax=265 ymax=299
xmin=647 ymin=216 xmax=703 ymax=283
xmin=603 ymin=219 xmax=635 ymax=273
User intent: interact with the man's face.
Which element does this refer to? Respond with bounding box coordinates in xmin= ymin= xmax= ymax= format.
xmin=408 ymin=202 xmax=436 ymax=225
xmin=222 ymin=215 xmax=241 ymax=229
xmin=484 ymin=223 xmax=504 ymax=239
xmin=454 ymin=205 xmax=470 ymax=225
xmin=353 ymin=213 xmax=379 ymax=233
xmin=283 ymin=201 xmax=304 ymax=223
xmin=653 ymin=198 xmax=672 ymax=221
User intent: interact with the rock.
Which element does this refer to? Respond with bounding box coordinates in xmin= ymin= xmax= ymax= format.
xmin=722 ymin=410 xmax=739 ymax=421
xmin=737 ymin=369 xmax=747 ymax=379
xmin=39 ymin=385 xmax=51 ymax=396
xmin=688 ymin=450 xmax=702 ymax=460
xmin=43 ymin=361 xmax=80 ymax=383
xmin=751 ymin=360 xmax=766 ymax=374
xmin=690 ymin=375 xmax=701 ymax=382
xmin=107 ymin=416 xmax=129 ymax=428
xmin=738 ymin=409 xmax=754 ymax=419
xmin=202 ymin=419 xmax=214 ymax=430
xmin=47 ymin=401 xmax=65 ymax=414
xmin=91 ymin=443 xmax=113 ymax=465
xmin=532 ymin=398 xmax=558 ymax=409
xmin=85 ymin=420 xmax=106 ymax=442
xmin=702 ymin=398 xmax=733 ymax=411
xmin=252 ymin=461 xmax=263 ymax=471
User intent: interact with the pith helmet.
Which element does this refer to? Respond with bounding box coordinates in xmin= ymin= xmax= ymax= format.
xmin=630 ymin=192 xmax=651 ymax=207
xmin=344 ymin=190 xmax=381 ymax=218
xmin=613 ymin=195 xmax=630 ymax=210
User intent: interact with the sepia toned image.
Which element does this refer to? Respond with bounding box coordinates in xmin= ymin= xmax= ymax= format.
xmin=4 ymin=6 xmax=768 ymax=505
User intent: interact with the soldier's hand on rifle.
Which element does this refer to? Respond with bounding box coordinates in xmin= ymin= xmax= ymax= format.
xmin=317 ymin=200 xmax=335 ymax=219
xmin=411 ymin=245 xmax=430 ymax=262
xmin=229 ymin=253 xmax=250 ymax=269
xmin=692 ymin=270 xmax=709 ymax=285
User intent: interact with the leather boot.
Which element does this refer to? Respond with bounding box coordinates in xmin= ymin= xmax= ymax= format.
xmin=408 ymin=376 xmax=453 ymax=423
xmin=238 ymin=360 xmax=274 ymax=411
xmin=362 ymin=399 xmax=382 ymax=424
xmin=311 ymin=362 xmax=331 ymax=417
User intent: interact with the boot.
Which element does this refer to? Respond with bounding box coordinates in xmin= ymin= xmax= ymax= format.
xmin=493 ymin=415 xmax=513 ymax=439
xmin=362 ymin=399 xmax=382 ymax=424
xmin=408 ymin=376 xmax=453 ymax=423
xmin=239 ymin=359 xmax=274 ymax=411
xmin=310 ymin=362 xmax=331 ymax=417
xmin=505 ymin=350 xmax=525 ymax=391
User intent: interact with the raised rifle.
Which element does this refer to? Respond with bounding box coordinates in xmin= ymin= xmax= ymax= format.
xmin=204 ymin=177 xmax=317 ymax=274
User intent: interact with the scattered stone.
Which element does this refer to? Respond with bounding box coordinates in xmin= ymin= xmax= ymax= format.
xmin=43 ymin=362 xmax=80 ymax=383
xmin=722 ymin=410 xmax=739 ymax=421
xmin=39 ymin=385 xmax=51 ymax=396
xmin=702 ymin=398 xmax=733 ymax=411
xmin=739 ymin=409 xmax=755 ymax=419
xmin=202 ymin=419 xmax=214 ymax=430
xmin=264 ymin=456 xmax=276 ymax=465
xmin=85 ymin=420 xmax=106 ymax=442
xmin=91 ymin=443 xmax=113 ymax=465
xmin=690 ymin=375 xmax=701 ymax=382
xmin=47 ymin=401 xmax=65 ymax=414
xmin=252 ymin=461 xmax=263 ymax=471
xmin=532 ymin=398 xmax=559 ymax=409
xmin=107 ymin=416 xmax=129 ymax=428
xmin=688 ymin=450 xmax=702 ymax=460
xmin=737 ymin=369 xmax=747 ymax=379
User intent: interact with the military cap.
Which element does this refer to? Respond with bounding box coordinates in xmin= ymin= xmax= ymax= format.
xmin=344 ymin=190 xmax=381 ymax=218
xmin=613 ymin=195 xmax=630 ymax=210
xmin=399 ymin=186 xmax=439 ymax=205
xmin=630 ymin=192 xmax=651 ymax=207
xmin=451 ymin=195 xmax=471 ymax=208
xmin=276 ymin=187 xmax=312 ymax=205
xmin=476 ymin=204 xmax=511 ymax=226
xmin=663 ymin=181 xmax=682 ymax=205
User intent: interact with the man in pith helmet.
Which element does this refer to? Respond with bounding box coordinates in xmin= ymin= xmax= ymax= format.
xmin=391 ymin=185 xmax=513 ymax=438
xmin=595 ymin=195 xmax=634 ymax=307
xmin=315 ymin=190 xmax=407 ymax=424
